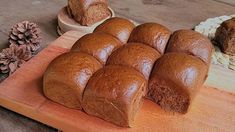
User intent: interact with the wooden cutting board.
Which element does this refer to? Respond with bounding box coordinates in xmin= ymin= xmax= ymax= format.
xmin=0 ymin=31 xmax=235 ymax=132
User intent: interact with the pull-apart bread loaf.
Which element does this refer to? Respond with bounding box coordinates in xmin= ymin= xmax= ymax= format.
xmin=166 ymin=29 xmax=213 ymax=65
xmin=71 ymin=33 xmax=122 ymax=65
xmin=128 ymin=23 xmax=171 ymax=54
xmin=107 ymin=43 xmax=161 ymax=80
xmin=43 ymin=16 xmax=213 ymax=127
xmin=82 ymin=65 xmax=146 ymax=127
xmin=43 ymin=52 xmax=102 ymax=109
xmin=148 ymin=53 xmax=208 ymax=114
xmin=93 ymin=17 xmax=135 ymax=43
xmin=67 ymin=0 xmax=111 ymax=26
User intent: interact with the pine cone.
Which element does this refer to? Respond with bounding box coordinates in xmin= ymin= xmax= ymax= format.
xmin=0 ymin=44 xmax=32 ymax=74
xmin=9 ymin=21 xmax=42 ymax=54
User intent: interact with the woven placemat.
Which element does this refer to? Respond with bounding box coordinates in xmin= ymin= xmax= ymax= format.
xmin=194 ymin=14 xmax=235 ymax=70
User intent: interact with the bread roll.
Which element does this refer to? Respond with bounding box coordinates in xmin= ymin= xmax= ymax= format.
xmin=148 ymin=53 xmax=207 ymax=114
xmin=82 ymin=65 xmax=146 ymax=127
xmin=71 ymin=33 xmax=121 ymax=65
xmin=43 ymin=52 xmax=102 ymax=109
xmin=215 ymin=17 xmax=235 ymax=56
xmin=67 ymin=0 xmax=111 ymax=26
xmin=93 ymin=17 xmax=135 ymax=43
xmin=107 ymin=43 xmax=161 ymax=80
xmin=128 ymin=23 xmax=171 ymax=54
xmin=166 ymin=29 xmax=213 ymax=65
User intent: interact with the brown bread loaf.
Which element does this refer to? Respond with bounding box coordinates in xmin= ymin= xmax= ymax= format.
xmin=93 ymin=17 xmax=135 ymax=44
xmin=148 ymin=53 xmax=208 ymax=114
xmin=215 ymin=17 xmax=235 ymax=56
xmin=71 ymin=33 xmax=122 ymax=65
xmin=166 ymin=29 xmax=213 ymax=65
xmin=43 ymin=52 xmax=102 ymax=109
xmin=82 ymin=65 xmax=146 ymax=127
xmin=128 ymin=23 xmax=171 ymax=54
xmin=67 ymin=0 xmax=111 ymax=26
xmin=43 ymin=16 xmax=214 ymax=126
xmin=107 ymin=43 xmax=161 ymax=80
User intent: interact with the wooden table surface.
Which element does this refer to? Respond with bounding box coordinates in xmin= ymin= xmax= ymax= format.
xmin=0 ymin=0 xmax=234 ymax=131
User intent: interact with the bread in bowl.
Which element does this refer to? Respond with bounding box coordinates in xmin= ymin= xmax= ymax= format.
xmin=67 ymin=0 xmax=111 ymax=26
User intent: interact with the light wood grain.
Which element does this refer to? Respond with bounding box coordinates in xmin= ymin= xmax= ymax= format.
xmin=0 ymin=31 xmax=234 ymax=132
xmin=109 ymin=0 xmax=235 ymax=31
xmin=1 ymin=0 xmax=235 ymax=131
xmin=214 ymin=0 xmax=235 ymax=6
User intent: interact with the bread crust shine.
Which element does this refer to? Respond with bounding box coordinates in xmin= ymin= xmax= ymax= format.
xmin=148 ymin=53 xmax=207 ymax=114
xmin=128 ymin=23 xmax=171 ymax=54
xmin=43 ymin=52 xmax=102 ymax=109
xmin=107 ymin=43 xmax=161 ymax=80
xmin=82 ymin=65 xmax=146 ymax=127
xmin=71 ymin=33 xmax=122 ymax=65
xmin=166 ymin=29 xmax=213 ymax=65
xmin=94 ymin=17 xmax=135 ymax=43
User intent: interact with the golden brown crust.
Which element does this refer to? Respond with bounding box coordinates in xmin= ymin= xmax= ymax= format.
xmin=148 ymin=53 xmax=207 ymax=113
xmin=215 ymin=18 xmax=235 ymax=56
xmin=82 ymin=65 xmax=146 ymax=127
xmin=71 ymin=33 xmax=122 ymax=65
xmin=43 ymin=52 xmax=102 ymax=109
xmin=128 ymin=23 xmax=171 ymax=54
xmin=107 ymin=43 xmax=161 ymax=80
xmin=166 ymin=29 xmax=213 ymax=65
xmin=93 ymin=17 xmax=135 ymax=44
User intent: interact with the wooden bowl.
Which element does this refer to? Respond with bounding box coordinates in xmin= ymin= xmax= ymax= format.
xmin=57 ymin=6 xmax=115 ymax=35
